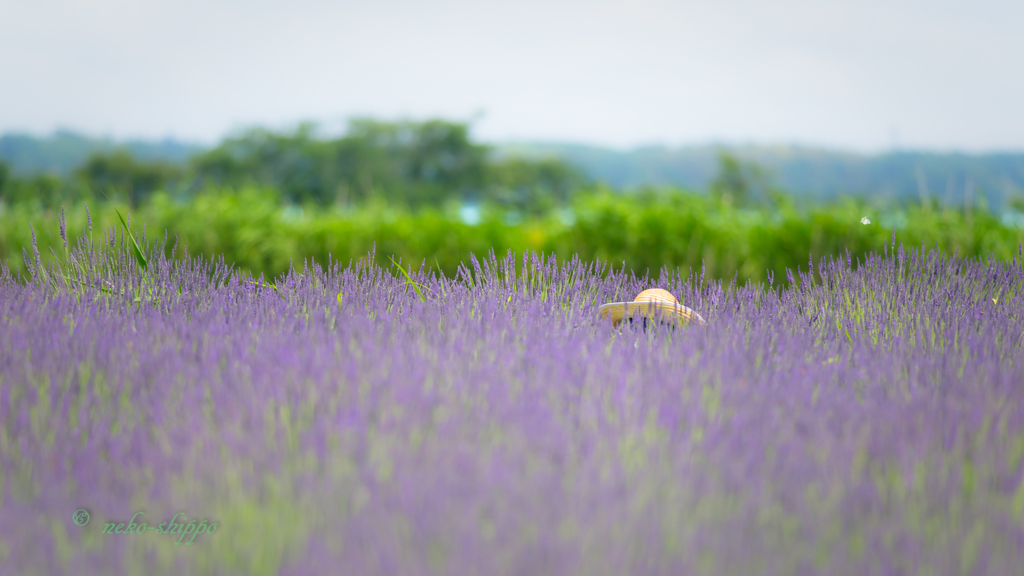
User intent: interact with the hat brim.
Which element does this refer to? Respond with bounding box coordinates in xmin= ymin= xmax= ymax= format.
xmin=597 ymin=302 xmax=706 ymax=327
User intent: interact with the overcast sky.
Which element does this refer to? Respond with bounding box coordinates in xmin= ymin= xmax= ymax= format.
xmin=1 ymin=0 xmax=1022 ymax=152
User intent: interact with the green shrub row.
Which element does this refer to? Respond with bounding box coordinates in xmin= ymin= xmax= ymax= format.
xmin=3 ymin=188 xmax=1022 ymax=284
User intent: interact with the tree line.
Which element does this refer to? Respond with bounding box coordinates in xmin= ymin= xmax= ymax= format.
xmin=0 ymin=119 xmax=592 ymax=214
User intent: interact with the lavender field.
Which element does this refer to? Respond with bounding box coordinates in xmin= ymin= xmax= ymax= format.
xmin=2 ymin=216 xmax=1024 ymax=576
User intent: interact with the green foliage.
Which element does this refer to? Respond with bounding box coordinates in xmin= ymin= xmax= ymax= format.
xmin=114 ymin=208 xmax=148 ymax=271
xmin=76 ymin=150 xmax=181 ymax=207
xmin=560 ymin=188 xmax=1023 ymax=283
xmin=0 ymin=147 xmax=180 ymax=209
xmin=0 ymin=172 xmax=68 ymax=207
xmin=484 ymin=156 xmax=586 ymax=214
xmin=3 ymin=188 xmax=1022 ymax=286
xmin=8 ymin=128 xmax=1024 ymax=213
xmin=190 ymin=119 xmax=493 ymax=208
xmin=2 ymin=120 xmax=585 ymax=215
xmin=0 ymin=130 xmax=201 ymax=175
xmin=0 ymin=159 xmax=9 ymax=193
xmin=499 ymin=143 xmax=1024 ymax=212
xmin=708 ymin=152 xmax=773 ymax=207
xmin=190 ymin=124 xmax=338 ymax=205
xmin=1008 ymin=193 xmax=1024 ymax=214
xmin=187 ymin=119 xmax=586 ymax=210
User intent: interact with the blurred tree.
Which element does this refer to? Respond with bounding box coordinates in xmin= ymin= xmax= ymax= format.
xmin=191 ymin=119 xmax=499 ymax=208
xmin=76 ymin=150 xmax=178 ymax=207
xmin=0 ymin=159 xmax=9 ymax=195
xmin=341 ymin=118 xmax=489 ymax=206
xmin=1007 ymin=193 xmax=1024 ymax=213
xmin=188 ymin=146 xmax=249 ymax=189
xmin=484 ymin=157 xmax=587 ymax=214
xmin=189 ymin=124 xmax=332 ymax=203
xmin=709 ymin=152 xmax=772 ymax=207
xmin=0 ymin=173 xmax=64 ymax=207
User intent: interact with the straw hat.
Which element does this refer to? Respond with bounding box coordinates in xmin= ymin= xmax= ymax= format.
xmin=598 ymin=288 xmax=706 ymax=328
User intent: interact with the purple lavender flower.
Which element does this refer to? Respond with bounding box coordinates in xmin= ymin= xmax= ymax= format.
xmin=0 ymin=216 xmax=1022 ymax=576
xmin=59 ymin=206 xmax=67 ymax=248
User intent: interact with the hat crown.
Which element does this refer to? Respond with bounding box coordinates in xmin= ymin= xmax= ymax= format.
xmin=633 ymin=288 xmax=678 ymax=305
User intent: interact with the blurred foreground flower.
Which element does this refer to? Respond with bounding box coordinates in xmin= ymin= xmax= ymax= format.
xmin=3 ymin=221 xmax=1024 ymax=576
xmin=861 ymin=216 xmax=871 ymax=225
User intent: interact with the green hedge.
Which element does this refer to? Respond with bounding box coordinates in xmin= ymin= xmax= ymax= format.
xmin=3 ymin=188 xmax=1022 ymax=284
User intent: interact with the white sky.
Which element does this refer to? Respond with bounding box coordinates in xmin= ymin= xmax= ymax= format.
xmin=1 ymin=0 xmax=1022 ymax=152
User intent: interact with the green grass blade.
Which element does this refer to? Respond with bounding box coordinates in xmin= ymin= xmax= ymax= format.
xmin=391 ymin=255 xmax=426 ymax=303
xmin=434 ymin=257 xmax=447 ymax=298
xmin=114 ymin=208 xmax=148 ymax=271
